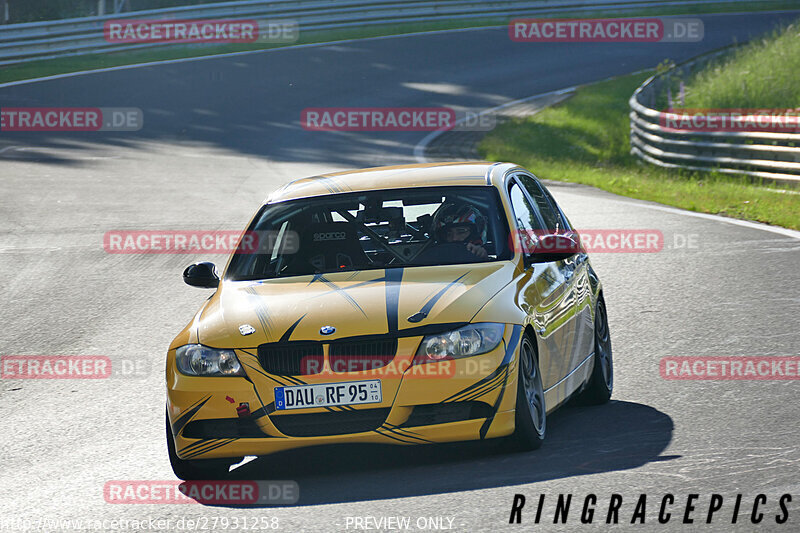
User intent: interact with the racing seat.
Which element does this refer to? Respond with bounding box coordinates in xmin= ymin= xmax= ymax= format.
xmin=293 ymin=222 xmax=369 ymax=273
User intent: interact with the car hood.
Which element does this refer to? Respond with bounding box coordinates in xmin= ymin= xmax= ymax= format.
xmin=196 ymin=262 xmax=516 ymax=347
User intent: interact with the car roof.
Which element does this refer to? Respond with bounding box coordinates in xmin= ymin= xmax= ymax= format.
xmin=265 ymin=161 xmax=520 ymax=203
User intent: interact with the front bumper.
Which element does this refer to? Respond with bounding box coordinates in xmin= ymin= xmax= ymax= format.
xmin=167 ymin=325 xmax=522 ymax=460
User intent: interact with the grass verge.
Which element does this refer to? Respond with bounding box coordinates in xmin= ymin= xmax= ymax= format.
xmin=478 ymin=73 xmax=800 ymax=230
xmin=2 ymin=0 xmax=799 ymax=85
xmin=680 ymin=22 xmax=800 ymax=108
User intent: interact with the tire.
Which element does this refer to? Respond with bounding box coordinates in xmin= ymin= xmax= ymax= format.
xmin=166 ymin=412 xmax=239 ymax=480
xmin=575 ymin=297 xmax=613 ymax=405
xmin=511 ymin=335 xmax=546 ymax=450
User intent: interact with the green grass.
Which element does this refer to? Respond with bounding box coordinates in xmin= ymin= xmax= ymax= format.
xmin=2 ymin=0 xmax=799 ymax=85
xmin=478 ymin=73 xmax=800 ymax=230
xmin=680 ymin=23 xmax=800 ymax=108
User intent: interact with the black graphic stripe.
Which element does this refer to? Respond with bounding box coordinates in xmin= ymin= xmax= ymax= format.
xmin=410 ymin=272 xmax=469 ymax=323
xmin=374 ymin=428 xmax=419 ymax=444
xmin=346 ymin=276 xmax=389 ymax=290
xmin=279 ymin=315 xmax=306 ymax=342
xmin=250 ymin=402 xmax=276 ymax=420
xmin=171 ymin=396 xmax=211 ymax=436
xmin=245 ymin=287 xmax=274 ymax=339
xmin=384 ymin=268 xmax=404 ymax=333
xmin=454 ymin=371 xmax=508 ymax=403
xmin=382 ymin=422 xmax=423 ymax=436
xmin=380 ymin=424 xmax=433 ymax=443
xmin=316 ymin=276 xmax=368 ymax=317
xmin=443 ymin=365 xmax=509 ymax=403
xmin=184 ymin=438 xmax=238 ymax=459
xmin=178 ymin=437 xmax=222 ymax=456
xmin=479 ymin=380 xmax=508 ymax=440
xmin=282 ymin=375 xmax=307 ymax=386
xmin=479 ymin=325 xmax=522 ymax=439
xmin=240 ymin=360 xmax=290 ymax=386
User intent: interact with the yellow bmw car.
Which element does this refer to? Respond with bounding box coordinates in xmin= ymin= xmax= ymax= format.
xmin=166 ymin=162 xmax=613 ymax=480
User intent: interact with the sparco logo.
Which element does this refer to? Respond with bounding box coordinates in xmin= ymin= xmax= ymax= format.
xmin=313 ymin=232 xmax=346 ymax=241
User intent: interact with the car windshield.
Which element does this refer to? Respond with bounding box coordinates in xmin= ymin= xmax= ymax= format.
xmin=226 ymin=186 xmax=511 ymax=281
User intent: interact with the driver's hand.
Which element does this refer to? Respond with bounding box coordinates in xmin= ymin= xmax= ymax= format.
xmin=466 ymin=243 xmax=488 ymax=258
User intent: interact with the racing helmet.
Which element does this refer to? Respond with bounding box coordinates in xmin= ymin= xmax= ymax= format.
xmin=433 ymin=202 xmax=487 ymax=244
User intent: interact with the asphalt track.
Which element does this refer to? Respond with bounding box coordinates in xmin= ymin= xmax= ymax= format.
xmin=1 ymin=10 xmax=800 ymax=533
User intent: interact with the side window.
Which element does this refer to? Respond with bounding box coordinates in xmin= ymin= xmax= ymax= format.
xmin=518 ymin=175 xmax=563 ymax=232
xmin=508 ymin=182 xmax=543 ymax=253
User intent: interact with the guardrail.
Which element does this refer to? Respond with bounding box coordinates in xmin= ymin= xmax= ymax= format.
xmin=629 ymin=48 xmax=800 ymax=185
xmin=0 ymin=0 xmax=764 ymax=66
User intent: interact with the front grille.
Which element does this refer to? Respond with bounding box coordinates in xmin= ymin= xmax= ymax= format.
xmin=270 ymin=408 xmax=390 ymax=437
xmin=401 ymin=402 xmax=493 ymax=427
xmin=258 ymin=342 xmax=323 ymax=376
xmin=182 ymin=418 xmax=266 ymax=439
xmin=329 ymin=338 xmax=397 ymax=372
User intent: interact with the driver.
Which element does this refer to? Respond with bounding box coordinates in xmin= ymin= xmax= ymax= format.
xmin=432 ymin=203 xmax=488 ymax=258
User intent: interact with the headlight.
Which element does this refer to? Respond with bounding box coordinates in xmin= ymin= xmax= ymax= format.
xmin=414 ymin=323 xmax=505 ymax=364
xmin=175 ymin=344 xmax=245 ymax=377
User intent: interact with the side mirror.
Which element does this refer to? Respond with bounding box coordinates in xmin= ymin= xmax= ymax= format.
xmin=183 ymin=262 xmax=219 ymax=289
xmin=525 ymin=234 xmax=580 ymax=265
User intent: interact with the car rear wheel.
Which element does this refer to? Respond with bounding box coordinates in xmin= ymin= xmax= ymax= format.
xmin=166 ymin=412 xmax=239 ymax=480
xmin=575 ymin=297 xmax=613 ymax=405
xmin=512 ymin=335 xmax=546 ymax=450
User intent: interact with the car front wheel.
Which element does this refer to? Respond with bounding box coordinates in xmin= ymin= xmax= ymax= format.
xmin=575 ymin=297 xmax=613 ymax=405
xmin=512 ymin=335 xmax=546 ymax=450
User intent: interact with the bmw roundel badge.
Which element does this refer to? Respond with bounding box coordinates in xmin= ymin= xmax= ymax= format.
xmin=320 ymin=325 xmax=336 ymax=335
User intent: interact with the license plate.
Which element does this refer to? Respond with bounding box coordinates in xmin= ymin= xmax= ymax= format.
xmin=274 ymin=380 xmax=382 ymax=410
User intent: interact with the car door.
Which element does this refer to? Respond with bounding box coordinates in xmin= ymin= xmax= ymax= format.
xmin=506 ymin=176 xmax=576 ymax=393
xmin=518 ymin=174 xmax=593 ymax=376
